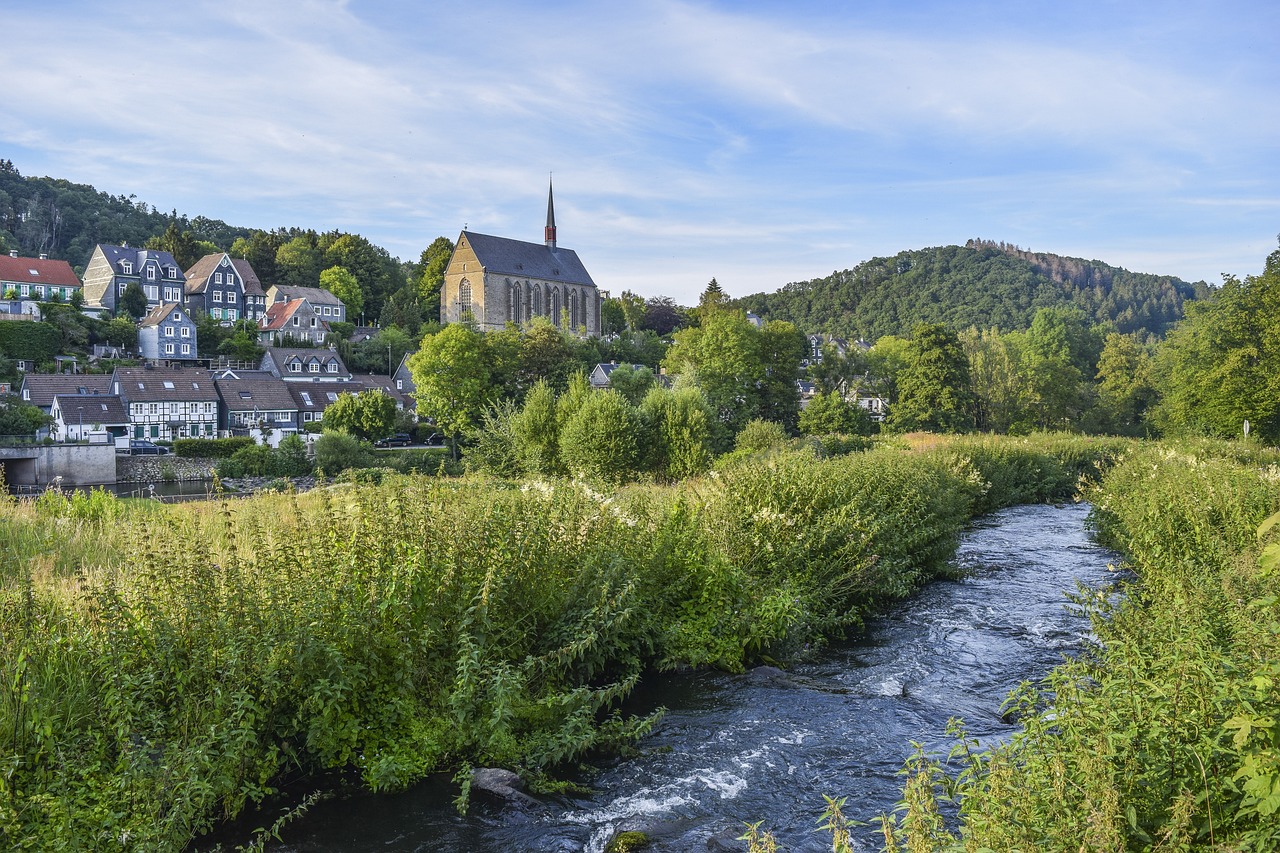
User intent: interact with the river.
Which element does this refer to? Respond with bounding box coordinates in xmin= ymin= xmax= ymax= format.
xmin=261 ymin=501 xmax=1118 ymax=852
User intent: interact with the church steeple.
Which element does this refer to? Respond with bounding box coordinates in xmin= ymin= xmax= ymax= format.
xmin=544 ymin=176 xmax=557 ymax=250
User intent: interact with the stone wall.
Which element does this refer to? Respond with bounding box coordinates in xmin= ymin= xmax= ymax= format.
xmin=117 ymin=455 xmax=216 ymax=483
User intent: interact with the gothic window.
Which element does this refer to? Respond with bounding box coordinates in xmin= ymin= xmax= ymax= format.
xmin=530 ymin=286 xmax=541 ymax=317
xmin=458 ymin=279 xmax=473 ymax=322
xmin=510 ymin=283 xmax=522 ymax=323
xmin=550 ymin=288 xmax=562 ymax=326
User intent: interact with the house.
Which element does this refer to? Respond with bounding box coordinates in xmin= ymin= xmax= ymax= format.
xmin=288 ymin=384 xmax=346 ymax=428
xmin=392 ymin=352 xmax=416 ymax=411
xmin=588 ymin=362 xmax=652 ymax=390
xmin=18 ymin=374 xmax=113 ymax=437
xmin=213 ymin=371 xmax=299 ymax=442
xmin=81 ymin=244 xmax=185 ymax=313
xmin=349 ymin=373 xmax=412 ymax=410
xmin=260 ymin=347 xmax=352 ymax=382
xmin=854 ymin=394 xmax=888 ymax=423
xmin=0 ymin=252 xmax=82 ymax=305
xmin=440 ymin=179 xmax=601 ymax=334
xmin=50 ymin=393 xmax=128 ymax=442
xmin=183 ymin=253 xmax=267 ymax=322
xmin=138 ymin=303 xmax=198 ymax=361
xmin=258 ymin=298 xmax=330 ymax=346
xmin=111 ymin=366 xmax=220 ymax=441
xmin=266 ymin=284 xmax=347 ymax=324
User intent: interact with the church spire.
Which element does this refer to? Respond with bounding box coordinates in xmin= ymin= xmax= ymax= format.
xmin=544 ymin=175 xmax=557 ymax=250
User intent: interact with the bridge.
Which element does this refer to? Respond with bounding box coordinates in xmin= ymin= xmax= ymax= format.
xmin=0 ymin=437 xmax=118 ymax=489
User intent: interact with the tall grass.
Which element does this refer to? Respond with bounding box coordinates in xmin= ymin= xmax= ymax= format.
xmin=874 ymin=439 xmax=1280 ymax=852
xmin=0 ymin=436 xmax=1120 ymax=850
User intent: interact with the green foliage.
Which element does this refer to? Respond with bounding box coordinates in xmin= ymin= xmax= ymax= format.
xmin=512 ymin=380 xmax=563 ymax=476
xmin=798 ymin=390 xmax=873 ymax=437
xmin=408 ymin=323 xmax=491 ymax=447
xmin=417 ymin=236 xmax=453 ymax=319
xmin=323 ymin=389 xmax=397 ymax=441
xmin=737 ymin=241 xmax=1205 ymax=342
xmin=313 ymin=430 xmax=373 ymax=473
xmin=639 ymin=386 xmax=716 ymax=481
xmin=320 ymin=265 xmax=364 ymax=318
xmin=173 ymin=436 xmax=255 ymax=458
xmin=559 ymin=390 xmax=642 ymax=484
xmin=734 ymin=418 xmax=790 ymax=454
xmin=0 ymin=321 xmax=60 ymax=363
xmin=604 ymin=364 xmax=656 ymax=405
xmin=119 ymin=281 xmax=149 ymax=319
xmin=888 ymin=323 xmax=976 ymax=434
xmin=0 ymin=395 xmax=51 ymax=437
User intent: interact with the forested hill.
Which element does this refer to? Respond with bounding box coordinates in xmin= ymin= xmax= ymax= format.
xmin=737 ymin=239 xmax=1212 ymax=340
xmin=0 ymin=159 xmax=252 ymax=272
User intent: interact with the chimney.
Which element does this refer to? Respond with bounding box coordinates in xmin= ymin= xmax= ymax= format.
xmin=38 ymin=253 xmax=48 ymax=260
xmin=7 ymin=250 xmax=16 ymax=258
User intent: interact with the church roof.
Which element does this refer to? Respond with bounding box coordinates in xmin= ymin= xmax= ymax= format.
xmin=459 ymin=231 xmax=596 ymax=287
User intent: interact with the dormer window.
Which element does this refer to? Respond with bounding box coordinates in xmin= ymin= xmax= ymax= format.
xmin=121 ymin=261 xmax=133 ymax=274
xmin=309 ymin=362 xmax=319 ymax=373
xmin=167 ymin=266 xmax=177 ymax=278
xmin=327 ymin=362 xmax=338 ymax=373
xmin=289 ymin=362 xmax=301 ymax=373
xmin=147 ymin=267 xmax=156 ymax=280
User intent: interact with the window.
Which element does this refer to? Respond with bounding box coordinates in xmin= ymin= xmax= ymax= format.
xmin=327 ymin=362 xmax=338 ymax=373
xmin=172 ymin=312 xmax=180 ymax=321
xmin=34 ymin=286 xmax=44 ymax=298
xmin=309 ymin=362 xmax=319 ymax=373
xmin=396 ymin=379 xmax=403 ymax=390
xmin=164 ymin=326 xmax=174 ymax=337
xmin=290 ymin=362 xmax=301 ymax=373
xmin=212 ymin=290 xmax=222 ymax=302
xmin=164 ymin=343 xmax=174 ymax=354
xmin=147 ymin=267 xmax=156 ymax=280
xmin=227 ymin=309 xmax=236 ymax=320
xmin=118 ymin=284 xmax=126 ymax=295
xmin=211 ymin=308 xmax=221 ymax=319
xmin=292 ymin=316 xmax=299 ymax=326
xmin=300 ymin=391 xmax=313 ymax=405
xmin=145 ymin=286 xmax=158 ymax=300
xmin=310 ymin=318 xmax=316 ymax=327
xmin=180 ymin=326 xmax=189 ymax=337
xmin=214 ymin=272 xmax=222 ymax=284
xmin=167 ymin=266 xmax=177 ymax=278
xmin=227 ymin=291 xmax=236 ymax=303
xmin=163 ymin=381 xmax=174 ymax=389
xmin=181 ymin=343 xmax=190 ymax=355
xmin=303 ymin=411 xmax=313 ymax=421
xmin=121 ymin=262 xmax=133 ymax=274
xmin=19 ymin=285 xmax=28 ymax=296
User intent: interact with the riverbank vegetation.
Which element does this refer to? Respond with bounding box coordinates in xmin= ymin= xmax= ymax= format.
xmin=0 ymin=433 xmax=1121 ymax=850
xmin=862 ymin=439 xmax=1280 ymax=852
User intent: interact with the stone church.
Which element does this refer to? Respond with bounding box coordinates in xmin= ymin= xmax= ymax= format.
xmin=440 ymin=181 xmax=602 ymax=335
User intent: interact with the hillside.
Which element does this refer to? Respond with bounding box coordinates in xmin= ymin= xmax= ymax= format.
xmin=737 ymin=240 xmax=1212 ymax=340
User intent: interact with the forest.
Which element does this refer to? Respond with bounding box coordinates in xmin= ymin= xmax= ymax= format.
xmin=736 ymin=238 xmax=1212 ymax=341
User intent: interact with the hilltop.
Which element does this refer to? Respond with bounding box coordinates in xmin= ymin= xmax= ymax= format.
xmin=736 ymin=239 xmax=1212 ymax=340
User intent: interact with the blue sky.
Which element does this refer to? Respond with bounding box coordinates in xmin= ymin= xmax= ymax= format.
xmin=2 ymin=0 xmax=1277 ymax=305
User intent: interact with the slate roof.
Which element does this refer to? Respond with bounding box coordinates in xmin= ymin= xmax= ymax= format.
xmin=214 ymin=375 xmax=299 ymax=413
xmin=232 ymin=259 xmax=265 ymax=297
xmin=53 ymin=393 xmax=128 ymax=426
xmin=93 ymin=245 xmax=183 ymax=278
xmin=20 ymin=374 xmax=113 ymax=409
xmin=0 ymin=255 xmax=80 ymax=288
xmin=261 ymin=347 xmax=351 ymax=379
xmin=182 ymin=253 xmax=225 ymax=294
xmin=112 ymin=367 xmax=219 ymax=403
xmin=349 ymin=373 xmax=410 ymax=408
xmin=139 ymin=303 xmax=190 ymax=328
xmin=460 ymin=230 xmax=596 ymax=287
xmin=267 ymin=285 xmax=343 ymax=306
xmin=288 ymin=383 xmax=347 ymax=415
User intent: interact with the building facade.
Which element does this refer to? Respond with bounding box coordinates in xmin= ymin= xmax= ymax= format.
xmin=138 ymin=303 xmax=198 ymax=361
xmin=184 ymin=253 xmax=267 ymax=322
xmin=0 ymin=252 xmax=82 ymax=305
xmin=439 ymin=181 xmax=601 ymax=335
xmin=81 ymin=245 xmax=185 ymax=313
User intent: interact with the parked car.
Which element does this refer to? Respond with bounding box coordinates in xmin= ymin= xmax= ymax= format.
xmin=125 ymin=440 xmax=170 ymax=456
xmin=422 ymin=432 xmax=446 ymax=446
xmin=375 ymin=433 xmax=413 ymax=448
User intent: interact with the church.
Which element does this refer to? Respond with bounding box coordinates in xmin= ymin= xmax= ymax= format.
xmin=439 ymin=181 xmax=602 ymax=336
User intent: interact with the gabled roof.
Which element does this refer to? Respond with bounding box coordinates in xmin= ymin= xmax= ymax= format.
xmin=214 ymin=375 xmax=299 ymax=412
xmin=349 ymin=374 xmax=410 ymax=407
xmin=260 ymin=298 xmax=316 ymax=331
xmin=183 ymin=253 xmax=232 ymax=294
xmin=458 ymin=230 xmax=595 ymax=287
xmin=139 ymin=303 xmax=190 ymax=328
xmin=262 ymin=347 xmax=351 ymax=379
xmin=267 ymin=285 xmax=342 ymax=306
xmin=19 ymin=374 xmax=113 ymax=408
xmin=287 ymin=383 xmax=347 ymax=412
xmin=0 ymin=255 xmax=80 ymax=288
xmin=93 ymin=245 xmax=182 ymax=278
xmin=232 ymin=259 xmax=265 ymax=297
xmin=112 ymin=367 xmax=219 ymax=403
xmin=53 ymin=393 xmax=128 ymax=426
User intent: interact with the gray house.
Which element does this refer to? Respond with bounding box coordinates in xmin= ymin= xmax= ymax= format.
xmin=138 ymin=303 xmax=197 ymax=361
xmin=184 ymin=253 xmax=266 ymax=322
xmin=81 ymin=245 xmax=185 ymax=313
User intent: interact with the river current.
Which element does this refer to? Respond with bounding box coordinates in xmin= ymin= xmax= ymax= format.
xmin=264 ymin=501 xmax=1118 ymax=852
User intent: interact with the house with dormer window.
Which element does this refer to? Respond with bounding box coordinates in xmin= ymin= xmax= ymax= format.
xmin=212 ymin=370 xmax=299 ymax=441
xmin=81 ymin=244 xmax=185 ymax=313
xmin=0 ymin=252 xmax=82 ymax=306
xmin=265 ymin=284 xmax=347 ymax=324
xmin=258 ymin=298 xmax=329 ymax=346
xmin=138 ymin=304 xmax=197 ymax=361
xmin=260 ymin=347 xmax=352 ymax=382
xmin=184 ymin=253 xmax=268 ymax=322
xmin=111 ymin=366 xmax=220 ymax=441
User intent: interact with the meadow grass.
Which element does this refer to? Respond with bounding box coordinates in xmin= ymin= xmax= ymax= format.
xmin=0 ymin=435 xmax=1122 ymax=850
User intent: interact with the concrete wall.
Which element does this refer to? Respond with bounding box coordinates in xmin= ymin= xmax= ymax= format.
xmin=0 ymin=443 xmax=118 ymax=487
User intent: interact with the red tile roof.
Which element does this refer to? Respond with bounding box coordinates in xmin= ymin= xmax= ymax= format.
xmin=0 ymin=255 xmax=80 ymax=288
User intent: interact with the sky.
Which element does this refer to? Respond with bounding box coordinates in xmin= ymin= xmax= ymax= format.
xmin=2 ymin=0 xmax=1277 ymax=305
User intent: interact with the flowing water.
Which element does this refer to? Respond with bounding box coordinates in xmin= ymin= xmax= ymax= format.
xmin=264 ymin=501 xmax=1119 ymax=852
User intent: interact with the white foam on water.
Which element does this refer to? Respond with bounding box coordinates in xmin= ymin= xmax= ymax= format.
xmin=698 ymin=769 xmax=748 ymax=799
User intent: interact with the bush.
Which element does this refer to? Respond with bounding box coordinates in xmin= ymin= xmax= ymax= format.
xmin=734 ymin=419 xmax=789 ymax=453
xmin=174 ymin=436 xmax=256 ymax=459
xmin=558 ymin=390 xmax=642 ymax=484
xmin=313 ymin=430 xmax=373 ymax=474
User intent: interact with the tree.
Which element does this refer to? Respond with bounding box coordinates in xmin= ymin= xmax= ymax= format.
xmin=217 ymin=328 xmax=264 ymax=363
xmin=1152 ymin=246 xmax=1280 ymax=442
xmin=617 ymin=290 xmax=647 ymax=332
xmin=119 ymin=282 xmax=148 ymax=319
xmin=605 ymin=364 xmax=656 ymax=405
xmin=319 ymin=266 xmax=364 ymax=319
xmin=1093 ymin=332 xmax=1155 ymax=436
xmin=888 ymin=323 xmax=976 ymax=433
xmin=558 ymin=390 xmax=641 ymax=484
xmin=274 ymin=433 xmax=313 ymax=477
xmin=512 ymin=380 xmax=563 ymax=476
xmin=642 ymin=296 xmax=686 ymax=336
xmin=313 ymin=430 xmax=372 ymax=474
xmin=275 ymin=235 xmax=323 ymax=288
xmin=417 ymin=236 xmax=454 ymax=320
xmin=698 ymin=278 xmax=730 ymax=319
xmin=960 ymin=327 xmax=1027 ymax=433
xmin=0 ymin=395 xmax=50 ymax=437
xmin=518 ymin=320 xmax=577 ymax=391
xmin=144 ymin=222 xmax=202 ymax=270
xmin=639 ymin=385 xmax=715 ymax=480
xmin=68 ymin=290 xmax=84 ymax=309
xmin=322 ymin=389 xmax=397 ymax=441
xmin=1018 ymin=306 xmax=1099 ymax=430
xmin=798 ymin=390 xmax=872 ymax=436
xmin=408 ymin=323 xmax=491 ymax=456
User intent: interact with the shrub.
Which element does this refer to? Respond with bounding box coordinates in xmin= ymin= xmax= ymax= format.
xmin=174 ymin=436 xmax=255 ymax=459
xmin=734 ymin=419 xmax=789 ymax=454
xmin=559 ymin=390 xmax=642 ymax=484
xmin=313 ymin=430 xmax=372 ymax=474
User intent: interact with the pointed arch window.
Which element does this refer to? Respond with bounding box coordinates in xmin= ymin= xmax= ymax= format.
xmin=550 ymin=287 xmax=562 ymax=326
xmin=458 ymin=279 xmax=473 ymax=323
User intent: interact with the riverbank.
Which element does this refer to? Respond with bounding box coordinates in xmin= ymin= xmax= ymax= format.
xmin=0 ymin=434 xmax=1128 ymax=851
